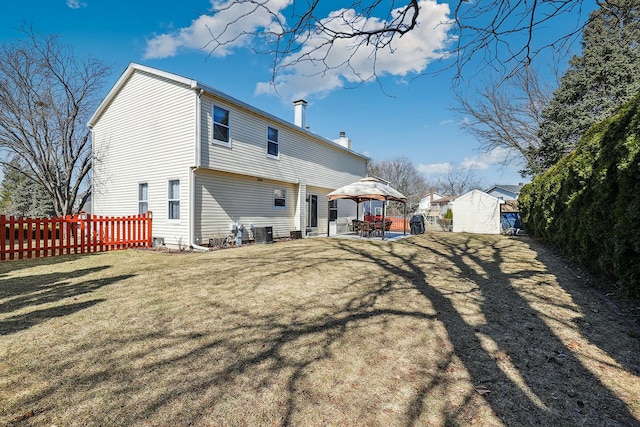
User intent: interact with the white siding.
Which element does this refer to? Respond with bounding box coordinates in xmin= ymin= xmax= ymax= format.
xmin=92 ymin=69 xmax=196 ymax=247
xmin=487 ymin=188 xmax=517 ymax=200
xmin=194 ymin=169 xmax=298 ymax=243
xmin=199 ymin=94 xmax=367 ymax=188
xmin=92 ymin=64 xmax=368 ymax=247
xmin=452 ymin=190 xmax=502 ymax=235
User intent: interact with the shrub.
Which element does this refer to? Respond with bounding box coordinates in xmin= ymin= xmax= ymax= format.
xmin=520 ymin=93 xmax=640 ymax=296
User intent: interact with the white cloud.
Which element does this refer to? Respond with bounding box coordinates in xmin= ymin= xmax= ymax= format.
xmin=143 ymin=0 xmax=453 ymax=100
xmin=460 ymin=147 xmax=515 ymax=171
xmin=417 ymin=162 xmax=452 ymax=175
xmin=144 ymin=0 xmax=292 ymax=59
xmin=257 ymin=0 xmax=453 ymax=100
xmin=66 ymin=0 xmax=86 ymax=9
xmin=419 ymin=147 xmax=517 ymax=176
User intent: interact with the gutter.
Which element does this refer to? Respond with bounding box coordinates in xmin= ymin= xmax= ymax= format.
xmin=189 ymin=86 xmax=209 ymax=251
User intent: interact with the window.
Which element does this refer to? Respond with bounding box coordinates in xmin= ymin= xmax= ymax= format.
xmin=213 ymin=105 xmax=230 ymax=144
xmin=138 ymin=183 xmax=148 ymax=214
xmin=274 ymin=188 xmax=286 ymax=208
xmin=267 ymin=126 xmax=279 ymax=157
xmin=168 ymin=180 xmax=180 ymax=220
xmin=329 ymin=199 xmax=338 ymax=221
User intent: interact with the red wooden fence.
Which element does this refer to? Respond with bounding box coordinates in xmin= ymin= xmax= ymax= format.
xmin=387 ymin=217 xmax=408 ymax=232
xmin=0 ymin=212 xmax=153 ymax=261
xmin=364 ymin=215 xmax=408 ymax=232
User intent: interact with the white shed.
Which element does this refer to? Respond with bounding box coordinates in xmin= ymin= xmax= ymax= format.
xmin=452 ymin=190 xmax=504 ymax=235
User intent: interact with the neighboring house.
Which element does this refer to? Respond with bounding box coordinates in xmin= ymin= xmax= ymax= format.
xmin=486 ymin=184 xmax=524 ymax=201
xmin=452 ymin=190 xmax=504 ymax=235
xmin=425 ymin=194 xmax=456 ymax=226
xmin=89 ymin=63 xmax=368 ymax=248
xmin=416 ymin=192 xmax=445 ymax=215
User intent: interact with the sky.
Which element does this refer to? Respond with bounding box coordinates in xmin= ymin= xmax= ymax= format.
xmin=1 ymin=0 xmax=598 ymax=189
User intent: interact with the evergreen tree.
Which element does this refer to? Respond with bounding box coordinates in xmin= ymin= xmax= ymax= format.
xmin=0 ymin=160 xmax=55 ymax=217
xmin=535 ymin=0 xmax=640 ymax=171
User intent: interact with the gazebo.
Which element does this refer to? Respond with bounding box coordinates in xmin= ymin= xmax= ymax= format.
xmin=327 ymin=177 xmax=408 ymax=239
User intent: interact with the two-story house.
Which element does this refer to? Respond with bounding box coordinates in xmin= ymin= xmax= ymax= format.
xmin=89 ymin=63 xmax=368 ymax=248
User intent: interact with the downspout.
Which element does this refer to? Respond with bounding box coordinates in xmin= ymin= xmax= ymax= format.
xmin=190 ymin=85 xmax=209 ymax=251
xmin=88 ymin=124 xmax=95 ymax=215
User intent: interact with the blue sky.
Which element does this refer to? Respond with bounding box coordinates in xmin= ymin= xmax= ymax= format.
xmin=1 ymin=1 xmax=597 ymax=189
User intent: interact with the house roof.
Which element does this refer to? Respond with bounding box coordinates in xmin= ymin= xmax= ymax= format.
xmin=88 ymin=63 xmax=369 ymax=161
xmin=431 ymin=195 xmax=456 ymax=205
xmin=486 ymin=184 xmax=523 ymax=196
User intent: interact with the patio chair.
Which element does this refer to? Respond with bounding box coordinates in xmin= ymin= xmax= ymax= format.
xmin=360 ymin=221 xmax=374 ymax=237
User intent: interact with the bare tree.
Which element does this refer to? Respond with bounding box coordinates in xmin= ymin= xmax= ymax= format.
xmin=0 ymin=28 xmax=110 ymax=216
xmin=203 ymin=0 xmax=592 ymax=83
xmin=368 ymin=156 xmax=430 ymax=215
xmin=450 ymin=0 xmax=590 ymax=79
xmin=435 ymin=165 xmax=482 ymax=196
xmin=452 ymin=66 xmax=553 ymax=177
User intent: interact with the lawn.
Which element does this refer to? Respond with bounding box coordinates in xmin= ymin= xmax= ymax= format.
xmin=1 ymin=233 xmax=639 ymax=426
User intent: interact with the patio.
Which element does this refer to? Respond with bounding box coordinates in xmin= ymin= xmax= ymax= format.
xmin=327 ymin=177 xmax=408 ymax=240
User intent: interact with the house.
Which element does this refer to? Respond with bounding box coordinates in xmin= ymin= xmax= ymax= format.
xmin=486 ymin=184 xmax=524 ymax=201
xmin=452 ymin=189 xmax=504 ymax=235
xmin=416 ymin=191 xmax=445 ymax=214
xmin=417 ymin=192 xmax=455 ymax=228
xmin=89 ymin=63 xmax=368 ymax=248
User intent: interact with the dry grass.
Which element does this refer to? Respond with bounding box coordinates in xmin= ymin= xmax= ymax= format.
xmin=0 ymin=233 xmax=639 ymax=426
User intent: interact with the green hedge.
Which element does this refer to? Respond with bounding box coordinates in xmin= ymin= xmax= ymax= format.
xmin=520 ymin=93 xmax=640 ymax=296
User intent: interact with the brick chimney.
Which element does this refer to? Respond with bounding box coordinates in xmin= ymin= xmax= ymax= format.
xmin=293 ymin=99 xmax=307 ymax=129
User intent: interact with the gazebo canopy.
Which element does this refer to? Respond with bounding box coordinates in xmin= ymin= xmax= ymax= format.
xmin=327 ymin=177 xmax=407 ymax=203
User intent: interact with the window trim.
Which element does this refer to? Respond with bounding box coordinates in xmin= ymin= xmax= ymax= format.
xmin=267 ymin=126 xmax=279 ymax=158
xmin=138 ymin=182 xmax=148 ymax=215
xmin=213 ymin=105 xmax=231 ymax=147
xmin=168 ymin=179 xmax=181 ymax=222
xmin=273 ymin=188 xmax=286 ymax=210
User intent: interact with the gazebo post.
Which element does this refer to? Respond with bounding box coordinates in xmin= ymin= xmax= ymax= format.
xmin=404 ymin=203 xmax=407 ymax=235
xmin=326 ymin=202 xmax=330 ymax=237
xmin=381 ymin=199 xmax=386 ymax=240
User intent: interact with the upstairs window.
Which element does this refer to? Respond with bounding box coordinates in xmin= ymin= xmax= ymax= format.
xmin=267 ymin=126 xmax=279 ymax=157
xmin=213 ymin=105 xmax=230 ymax=145
xmin=274 ymin=188 xmax=286 ymax=208
xmin=168 ymin=179 xmax=180 ymax=220
xmin=138 ymin=183 xmax=148 ymax=214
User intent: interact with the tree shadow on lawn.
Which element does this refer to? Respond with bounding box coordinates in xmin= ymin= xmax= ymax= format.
xmin=0 ymin=253 xmax=95 ymax=278
xmin=0 ymin=259 xmax=134 ymax=335
xmin=394 ymin=233 xmax=640 ymax=426
xmin=5 ymin=238 xmax=638 ymax=426
xmin=523 ymin=238 xmax=640 ymax=376
xmin=132 ymin=243 xmax=444 ymax=426
xmin=6 ymin=242 xmax=445 ymax=426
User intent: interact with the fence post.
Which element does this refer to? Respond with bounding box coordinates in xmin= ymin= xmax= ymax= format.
xmin=147 ymin=211 xmax=153 ymax=247
xmin=26 ymin=217 xmax=33 ymax=259
xmin=0 ymin=215 xmax=5 ymax=261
